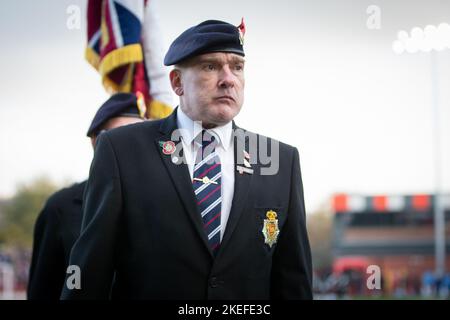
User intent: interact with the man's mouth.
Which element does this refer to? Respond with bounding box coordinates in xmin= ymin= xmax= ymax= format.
xmin=215 ymin=95 xmax=235 ymax=102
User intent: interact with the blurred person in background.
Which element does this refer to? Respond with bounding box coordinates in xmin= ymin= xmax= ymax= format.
xmin=27 ymin=93 xmax=146 ymax=299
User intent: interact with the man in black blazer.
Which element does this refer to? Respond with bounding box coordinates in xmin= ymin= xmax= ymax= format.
xmin=27 ymin=93 xmax=145 ymax=299
xmin=61 ymin=19 xmax=312 ymax=300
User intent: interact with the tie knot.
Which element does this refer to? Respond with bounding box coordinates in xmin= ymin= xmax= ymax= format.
xmin=195 ymin=130 xmax=218 ymax=149
xmin=194 ymin=130 xmax=219 ymax=164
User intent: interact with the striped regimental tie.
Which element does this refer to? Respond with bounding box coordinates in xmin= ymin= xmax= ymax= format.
xmin=192 ymin=130 xmax=222 ymax=255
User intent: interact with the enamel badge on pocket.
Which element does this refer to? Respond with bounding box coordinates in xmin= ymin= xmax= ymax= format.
xmin=262 ymin=210 xmax=280 ymax=248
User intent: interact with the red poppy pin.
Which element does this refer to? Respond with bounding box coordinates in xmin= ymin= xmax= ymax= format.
xmin=160 ymin=141 xmax=176 ymax=155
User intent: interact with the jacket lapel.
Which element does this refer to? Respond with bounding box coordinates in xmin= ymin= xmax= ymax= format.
xmin=155 ymin=109 xmax=214 ymax=258
xmin=218 ymin=125 xmax=254 ymax=254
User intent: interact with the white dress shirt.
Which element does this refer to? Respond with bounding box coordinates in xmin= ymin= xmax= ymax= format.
xmin=176 ymin=107 xmax=235 ymax=241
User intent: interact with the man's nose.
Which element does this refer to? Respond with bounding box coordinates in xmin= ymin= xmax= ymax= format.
xmin=218 ymin=65 xmax=236 ymax=89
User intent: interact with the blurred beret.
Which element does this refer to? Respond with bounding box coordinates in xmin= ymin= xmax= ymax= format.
xmin=164 ymin=19 xmax=245 ymax=66
xmin=87 ymin=93 xmax=145 ymax=137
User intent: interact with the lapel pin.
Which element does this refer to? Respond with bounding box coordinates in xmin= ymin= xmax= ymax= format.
xmin=160 ymin=140 xmax=176 ymax=155
xmin=243 ymin=149 xmax=251 ymax=168
xmin=236 ymin=165 xmax=253 ymax=175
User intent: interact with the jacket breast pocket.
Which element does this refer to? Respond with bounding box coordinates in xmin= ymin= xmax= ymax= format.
xmin=254 ymin=206 xmax=286 ymax=255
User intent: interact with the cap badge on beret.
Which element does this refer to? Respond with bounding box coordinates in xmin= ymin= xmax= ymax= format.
xmin=136 ymin=91 xmax=147 ymax=118
xmin=238 ymin=17 xmax=246 ymax=45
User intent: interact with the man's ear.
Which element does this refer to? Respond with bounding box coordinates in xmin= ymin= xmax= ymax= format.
xmin=169 ymin=69 xmax=184 ymax=96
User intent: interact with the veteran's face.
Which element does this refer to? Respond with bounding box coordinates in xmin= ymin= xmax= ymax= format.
xmin=171 ymin=52 xmax=245 ymax=128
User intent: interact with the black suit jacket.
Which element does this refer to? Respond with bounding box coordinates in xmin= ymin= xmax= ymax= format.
xmin=61 ymin=110 xmax=312 ymax=300
xmin=28 ymin=181 xmax=86 ymax=299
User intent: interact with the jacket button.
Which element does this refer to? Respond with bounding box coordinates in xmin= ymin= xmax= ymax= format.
xmin=209 ymin=277 xmax=218 ymax=288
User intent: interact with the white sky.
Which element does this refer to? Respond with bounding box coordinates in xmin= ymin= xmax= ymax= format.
xmin=0 ymin=0 xmax=449 ymax=213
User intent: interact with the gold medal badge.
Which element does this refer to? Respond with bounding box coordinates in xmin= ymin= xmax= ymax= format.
xmin=262 ymin=210 xmax=279 ymax=248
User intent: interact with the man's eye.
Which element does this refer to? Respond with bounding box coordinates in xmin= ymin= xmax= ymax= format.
xmin=204 ymin=64 xmax=215 ymax=71
xmin=235 ymin=64 xmax=244 ymax=71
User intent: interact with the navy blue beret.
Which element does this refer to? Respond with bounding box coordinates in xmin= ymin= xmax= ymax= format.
xmin=164 ymin=20 xmax=245 ymax=66
xmin=86 ymin=93 xmax=145 ymax=137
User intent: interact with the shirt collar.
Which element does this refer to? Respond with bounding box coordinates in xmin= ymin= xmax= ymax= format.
xmin=176 ymin=107 xmax=233 ymax=151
